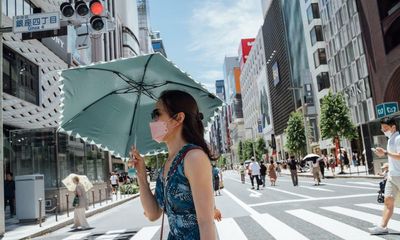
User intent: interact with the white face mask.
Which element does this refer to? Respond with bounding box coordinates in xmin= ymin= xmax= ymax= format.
xmin=384 ymin=130 xmax=393 ymax=138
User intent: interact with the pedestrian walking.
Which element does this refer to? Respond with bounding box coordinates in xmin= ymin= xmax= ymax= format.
xmin=131 ymin=90 xmax=216 ymax=239
xmin=71 ymin=176 xmax=90 ymax=230
xmin=319 ymin=156 xmax=326 ymax=179
xmin=110 ymin=172 xmax=118 ymax=194
xmin=260 ymin=161 xmax=267 ymax=188
xmin=312 ymin=158 xmax=321 ymax=185
xmin=239 ymin=163 xmax=245 ymax=184
xmin=288 ymin=156 xmax=298 ymax=186
xmin=368 ymin=117 xmax=400 ymax=235
xmin=352 ymin=152 xmax=358 ymax=166
xmin=249 ymin=157 xmax=261 ymax=190
xmin=276 ymin=162 xmax=282 ymax=176
xmin=329 ymin=154 xmax=336 ymax=175
xmin=268 ymin=159 xmax=277 ymax=186
xmin=212 ymin=164 xmax=221 ymax=196
xmin=4 ymin=172 xmax=15 ymax=217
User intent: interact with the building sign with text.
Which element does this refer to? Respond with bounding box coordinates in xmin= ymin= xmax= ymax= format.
xmin=376 ymin=102 xmax=399 ymax=118
xmin=13 ymin=12 xmax=60 ymax=33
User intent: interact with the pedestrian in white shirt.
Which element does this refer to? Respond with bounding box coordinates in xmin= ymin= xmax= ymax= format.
xmin=369 ymin=117 xmax=400 ymax=235
xmin=249 ymin=157 xmax=261 ymax=190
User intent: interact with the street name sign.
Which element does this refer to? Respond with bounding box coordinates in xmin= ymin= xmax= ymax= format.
xmin=13 ymin=12 xmax=60 ymax=33
xmin=376 ymin=102 xmax=399 ymax=118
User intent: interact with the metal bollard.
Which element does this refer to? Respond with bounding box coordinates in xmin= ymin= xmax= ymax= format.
xmin=99 ymin=189 xmax=102 ymax=206
xmin=105 ymin=188 xmax=108 ymax=204
xmin=38 ymin=198 xmax=43 ymax=227
xmin=55 ymin=195 xmax=58 ymax=222
xmin=92 ymin=191 xmax=95 ymax=208
xmin=66 ymin=193 xmax=69 ymax=217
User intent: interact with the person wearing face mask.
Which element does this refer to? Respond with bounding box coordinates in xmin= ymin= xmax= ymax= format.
xmin=369 ymin=117 xmax=400 ymax=235
xmin=130 ymin=90 xmax=217 ymax=240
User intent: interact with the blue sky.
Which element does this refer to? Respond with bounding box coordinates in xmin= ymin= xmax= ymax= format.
xmin=148 ymin=0 xmax=263 ymax=93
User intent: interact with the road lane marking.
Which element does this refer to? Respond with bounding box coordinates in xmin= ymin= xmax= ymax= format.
xmin=130 ymin=226 xmax=160 ymax=240
xmin=247 ymin=188 xmax=262 ymax=198
xmin=279 ymin=179 xmax=378 ymax=190
xmin=347 ymin=181 xmax=378 ymax=187
xmin=223 ymin=189 xmax=309 ymax=240
xmin=227 ymin=176 xmax=314 ymax=199
xmin=287 ymin=209 xmax=384 ymax=240
xmin=322 ymin=206 xmax=400 ymax=231
xmin=63 ymin=232 xmax=92 ymax=240
xmin=299 ymin=186 xmax=334 ymax=192
xmin=105 ymin=229 xmax=126 ymax=234
xmin=215 ymin=218 xmax=248 ymax=240
xmin=96 ymin=234 xmax=119 ymax=239
xmin=355 ymin=203 xmax=400 ymax=214
xmin=249 ymin=193 xmax=376 ymax=207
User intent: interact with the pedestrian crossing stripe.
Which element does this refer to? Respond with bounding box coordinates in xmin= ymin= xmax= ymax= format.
xmin=322 ymin=206 xmax=400 ymax=231
xmin=355 ymin=203 xmax=400 ymax=214
xmin=287 ymin=209 xmax=384 ymax=240
xmin=129 ymin=226 xmax=160 ymax=240
xmin=215 ymin=218 xmax=247 ymax=240
xmin=299 ymin=185 xmax=334 ymax=192
xmin=60 ymin=202 xmax=400 ymax=240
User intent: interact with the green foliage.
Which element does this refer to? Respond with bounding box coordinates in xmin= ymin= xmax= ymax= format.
xmin=243 ymin=140 xmax=254 ymax=160
xmin=144 ymin=153 xmax=167 ymax=169
xmin=320 ymin=91 xmax=358 ymax=141
xmin=255 ymin=137 xmax=267 ymax=160
xmin=285 ymin=111 xmax=306 ymax=156
xmin=119 ymin=183 xmax=139 ymax=194
xmin=238 ymin=141 xmax=244 ymax=163
xmin=218 ymin=155 xmax=227 ymax=167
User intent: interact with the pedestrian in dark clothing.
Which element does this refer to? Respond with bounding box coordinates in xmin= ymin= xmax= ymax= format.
xmin=319 ymin=158 xmax=326 ymax=179
xmin=260 ymin=161 xmax=267 ymax=188
xmin=288 ymin=156 xmax=298 ymax=186
xmin=4 ymin=172 xmax=15 ymax=216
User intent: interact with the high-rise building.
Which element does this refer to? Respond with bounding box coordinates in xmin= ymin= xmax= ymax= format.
xmin=319 ymin=0 xmax=375 ymax=169
xmin=215 ymin=80 xmax=225 ymax=100
xmin=261 ymin=0 xmax=296 ymax=160
xmin=150 ymin=31 xmax=167 ymax=57
xmin=137 ymin=0 xmax=152 ymax=54
xmin=240 ymin=29 xmax=273 ymax=155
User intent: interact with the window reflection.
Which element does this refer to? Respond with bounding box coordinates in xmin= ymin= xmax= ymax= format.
xmin=2 ymin=0 xmax=35 ymax=17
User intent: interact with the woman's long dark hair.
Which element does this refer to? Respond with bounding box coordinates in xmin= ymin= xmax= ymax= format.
xmin=159 ymin=90 xmax=217 ymax=160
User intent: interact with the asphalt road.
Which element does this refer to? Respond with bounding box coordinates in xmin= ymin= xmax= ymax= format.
xmin=36 ymin=171 xmax=400 ymax=240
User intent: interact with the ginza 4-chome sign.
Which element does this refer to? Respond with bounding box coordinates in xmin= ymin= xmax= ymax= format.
xmin=13 ymin=12 xmax=60 ymax=33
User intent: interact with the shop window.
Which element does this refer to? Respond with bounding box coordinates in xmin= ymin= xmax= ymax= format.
xmin=3 ymin=45 xmax=39 ymax=105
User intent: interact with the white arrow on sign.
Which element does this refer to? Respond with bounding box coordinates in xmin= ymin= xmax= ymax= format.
xmin=247 ymin=188 xmax=262 ymax=198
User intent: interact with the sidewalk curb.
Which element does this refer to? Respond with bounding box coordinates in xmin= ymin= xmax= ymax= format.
xmin=20 ymin=193 xmax=141 ymax=240
xmin=282 ymin=172 xmax=382 ymax=179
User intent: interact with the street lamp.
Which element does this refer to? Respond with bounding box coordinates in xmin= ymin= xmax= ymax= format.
xmin=288 ymin=86 xmax=311 ymax=154
xmin=245 ymin=127 xmax=256 ymax=160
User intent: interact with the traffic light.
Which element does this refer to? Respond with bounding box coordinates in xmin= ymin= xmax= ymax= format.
xmin=60 ymin=2 xmax=74 ymax=19
xmin=75 ymin=0 xmax=89 ymax=17
xmin=89 ymin=0 xmax=105 ymax=32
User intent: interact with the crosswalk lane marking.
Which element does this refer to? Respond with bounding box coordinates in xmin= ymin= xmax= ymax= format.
xmin=322 ymin=206 xmax=400 ymax=231
xmin=130 ymin=226 xmax=160 ymax=240
xmin=251 ymin=213 xmax=309 ymax=240
xmin=105 ymin=229 xmax=126 ymax=234
xmin=347 ymin=181 xmax=377 ymax=187
xmin=299 ymin=186 xmax=334 ymax=192
xmin=63 ymin=232 xmax=92 ymax=240
xmin=223 ymin=189 xmax=309 ymax=239
xmin=215 ymin=218 xmax=248 ymax=240
xmin=355 ymin=203 xmax=400 ymax=214
xmin=96 ymin=234 xmax=119 ymax=239
xmin=287 ymin=209 xmax=384 ymax=240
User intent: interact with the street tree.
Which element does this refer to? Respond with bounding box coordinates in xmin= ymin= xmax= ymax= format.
xmin=320 ymin=91 xmax=358 ymax=173
xmin=244 ymin=140 xmax=253 ymax=161
xmin=285 ymin=111 xmax=307 ymax=158
xmin=255 ymin=137 xmax=267 ymax=161
xmin=238 ymin=140 xmax=244 ymax=163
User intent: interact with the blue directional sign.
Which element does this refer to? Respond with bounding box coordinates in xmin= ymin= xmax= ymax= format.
xmin=376 ymin=102 xmax=399 ymax=118
xmin=13 ymin=12 xmax=60 ymax=34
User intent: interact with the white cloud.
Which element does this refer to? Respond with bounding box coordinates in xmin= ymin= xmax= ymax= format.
xmin=187 ymin=0 xmax=263 ymax=63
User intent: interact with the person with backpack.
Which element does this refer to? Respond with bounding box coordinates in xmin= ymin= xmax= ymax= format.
xmin=212 ymin=164 xmax=221 ymax=196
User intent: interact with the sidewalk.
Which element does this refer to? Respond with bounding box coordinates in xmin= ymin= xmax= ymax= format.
xmin=2 ymin=183 xmax=155 ymax=240
xmin=281 ymin=165 xmax=382 ymax=179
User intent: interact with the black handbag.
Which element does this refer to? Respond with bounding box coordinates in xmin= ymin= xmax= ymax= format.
xmin=72 ymin=195 xmax=79 ymax=207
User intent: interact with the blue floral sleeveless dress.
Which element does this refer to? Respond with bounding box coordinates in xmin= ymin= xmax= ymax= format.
xmin=155 ymin=144 xmax=202 ymax=240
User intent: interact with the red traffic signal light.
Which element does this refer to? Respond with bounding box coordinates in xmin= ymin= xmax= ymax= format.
xmin=90 ymin=0 xmax=104 ymax=16
xmin=60 ymin=2 xmax=74 ymax=18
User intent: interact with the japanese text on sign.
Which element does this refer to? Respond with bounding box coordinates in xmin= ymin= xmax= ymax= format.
xmin=13 ymin=12 xmax=60 ymax=33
